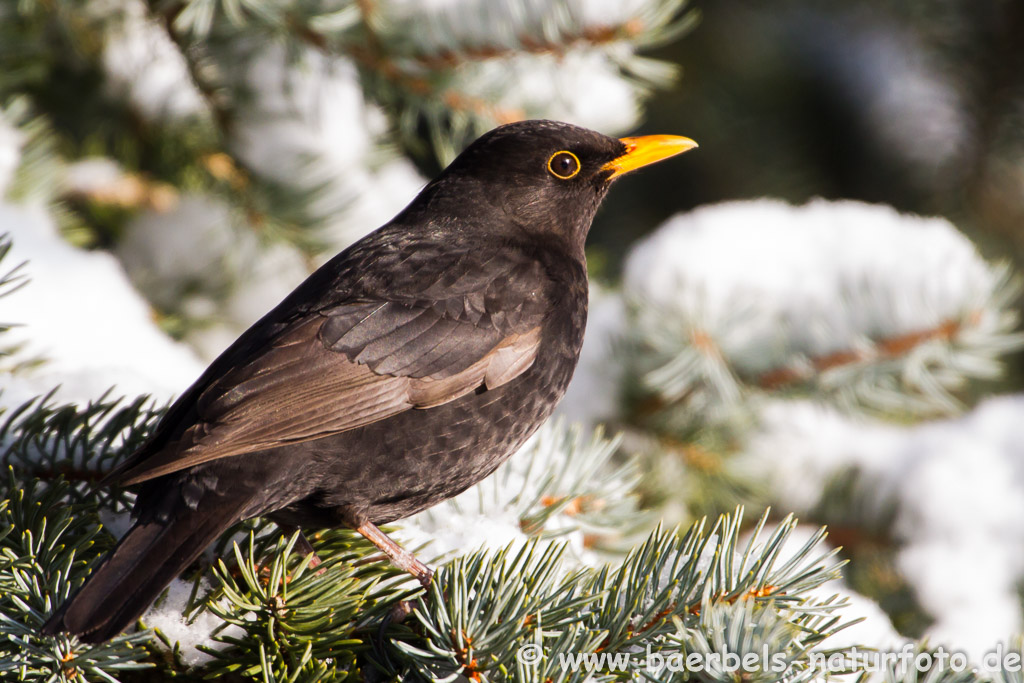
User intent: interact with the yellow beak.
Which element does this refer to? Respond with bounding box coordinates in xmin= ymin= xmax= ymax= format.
xmin=602 ymin=135 xmax=698 ymax=178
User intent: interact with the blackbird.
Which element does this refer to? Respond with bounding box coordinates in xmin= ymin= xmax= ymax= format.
xmin=42 ymin=119 xmax=696 ymax=642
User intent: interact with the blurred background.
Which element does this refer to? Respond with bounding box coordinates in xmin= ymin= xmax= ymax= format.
xmin=4 ymin=0 xmax=1024 ymax=668
xmin=604 ymin=0 xmax=1024 ymax=280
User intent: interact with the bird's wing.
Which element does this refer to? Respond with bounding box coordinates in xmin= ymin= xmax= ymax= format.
xmin=115 ymin=261 xmax=549 ymax=486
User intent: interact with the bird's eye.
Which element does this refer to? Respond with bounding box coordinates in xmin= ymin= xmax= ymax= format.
xmin=547 ymin=150 xmax=581 ymax=180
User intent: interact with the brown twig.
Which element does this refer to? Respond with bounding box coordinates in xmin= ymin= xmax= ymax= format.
xmin=405 ymin=20 xmax=646 ymax=71
xmin=345 ymin=0 xmax=523 ymax=123
xmin=340 ymin=6 xmax=648 ymax=124
xmin=149 ymin=1 xmax=235 ymax=134
xmin=686 ymin=584 xmax=780 ymax=617
xmin=630 ymin=313 xmax=979 ymax=426
xmin=756 ymin=314 xmax=975 ymax=390
xmin=347 ymin=45 xmax=524 ymax=124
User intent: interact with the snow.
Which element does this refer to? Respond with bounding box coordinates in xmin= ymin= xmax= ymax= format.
xmin=117 ymin=195 xmax=238 ymax=312
xmin=0 ymin=73 xmax=205 ymax=403
xmin=619 ymin=199 xmax=1011 ymax=418
xmin=557 ymin=284 xmax=625 ymax=425
xmin=460 ymin=49 xmax=645 ymax=134
xmin=231 ymin=45 xmax=427 ymax=252
xmin=62 ymin=157 xmax=129 ymax=197
xmin=386 ymin=0 xmax=662 ymax=57
xmin=399 ymin=507 xmax=529 ymax=565
xmin=624 ymin=199 xmax=997 ymax=374
xmin=116 ymin=194 xmax=314 ymax=360
xmin=741 ymin=524 xmax=903 ymax=652
xmin=569 ymin=0 xmax=666 ymax=27
xmin=400 ymin=420 xmax=631 ymax=568
xmin=0 ymin=202 xmax=204 ymax=408
xmin=142 ymin=578 xmax=245 ymax=667
xmin=743 ymin=399 xmax=904 ymax=514
xmin=100 ymin=0 xmax=206 ymax=122
xmin=0 ymin=110 xmax=21 ymax=198
xmin=746 ymin=396 xmax=1024 ymax=659
xmin=98 ymin=508 xmax=134 ymax=541
xmin=381 ymin=0 xmax=665 ymax=135
xmin=220 ymin=242 xmax=310 ymax=343
xmin=109 ymin=44 xmax=430 ymax=361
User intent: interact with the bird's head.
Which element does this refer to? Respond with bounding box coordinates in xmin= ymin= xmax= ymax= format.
xmin=408 ymin=120 xmax=697 ymax=253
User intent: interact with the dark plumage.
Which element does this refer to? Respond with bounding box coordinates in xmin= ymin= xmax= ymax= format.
xmin=42 ymin=119 xmax=696 ymax=642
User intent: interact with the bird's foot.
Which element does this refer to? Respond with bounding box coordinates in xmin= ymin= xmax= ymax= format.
xmin=388 ymin=599 xmax=416 ymax=624
xmin=278 ymin=525 xmax=326 ymax=576
xmin=415 ymin=565 xmax=434 ymax=589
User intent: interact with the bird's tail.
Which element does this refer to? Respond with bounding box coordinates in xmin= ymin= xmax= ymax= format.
xmin=41 ymin=497 xmax=248 ymax=643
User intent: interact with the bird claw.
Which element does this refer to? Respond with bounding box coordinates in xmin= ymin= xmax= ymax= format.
xmin=387 ymin=599 xmax=416 ymax=625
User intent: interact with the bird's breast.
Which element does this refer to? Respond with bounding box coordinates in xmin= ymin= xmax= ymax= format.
xmin=306 ymin=271 xmax=590 ymax=525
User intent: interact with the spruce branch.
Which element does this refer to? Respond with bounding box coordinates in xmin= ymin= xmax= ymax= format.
xmin=0 ymin=235 xmax=28 ymax=301
xmin=164 ymin=522 xmax=418 ymax=678
xmin=1 ymin=99 xmax=65 ymax=210
xmin=350 ymin=0 xmax=693 ymax=161
xmin=581 ymin=510 xmax=850 ymax=681
xmin=0 ymin=394 xmax=859 ymax=683
xmin=752 ymin=264 xmax=1023 ymax=416
xmin=434 ymin=420 xmax=647 ymax=550
xmin=197 ymin=531 xmax=369 ymax=679
xmin=622 ymin=202 xmax=1024 ymax=424
xmin=401 ymin=22 xmax=651 ymax=71
xmin=665 ymin=598 xmax=828 ymax=683
xmin=372 ymin=0 xmax=693 ymax=65
xmin=0 ymin=472 xmax=152 ymax=682
xmin=381 ymin=508 xmax=852 ymax=683
xmin=865 ymin=645 xmax=985 ymax=683
xmin=1 ymin=2 xmax=334 ymax=260
xmin=990 ymin=640 xmax=1024 ymax=683
xmin=139 ymin=1 xmax=349 ymax=258
xmin=756 ymin=315 xmax=974 ymax=390
xmin=0 ymin=234 xmax=32 ymax=372
xmin=387 ymin=540 xmax=590 ymax=682
xmin=1 ymin=392 xmax=165 ymax=512
xmin=147 ymin=0 xmax=233 ymax=132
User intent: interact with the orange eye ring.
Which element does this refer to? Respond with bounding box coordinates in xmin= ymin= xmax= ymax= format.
xmin=547 ymin=150 xmax=581 ymax=180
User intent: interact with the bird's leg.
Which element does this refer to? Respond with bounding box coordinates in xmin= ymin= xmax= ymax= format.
xmin=355 ymin=521 xmax=433 ymax=588
xmin=293 ymin=532 xmax=323 ymax=570
xmin=277 ymin=524 xmax=323 ymax=570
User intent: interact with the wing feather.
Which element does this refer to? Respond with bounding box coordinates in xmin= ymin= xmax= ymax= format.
xmin=114 ymin=249 xmax=552 ymax=486
xmin=118 ymin=314 xmax=542 ymax=485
